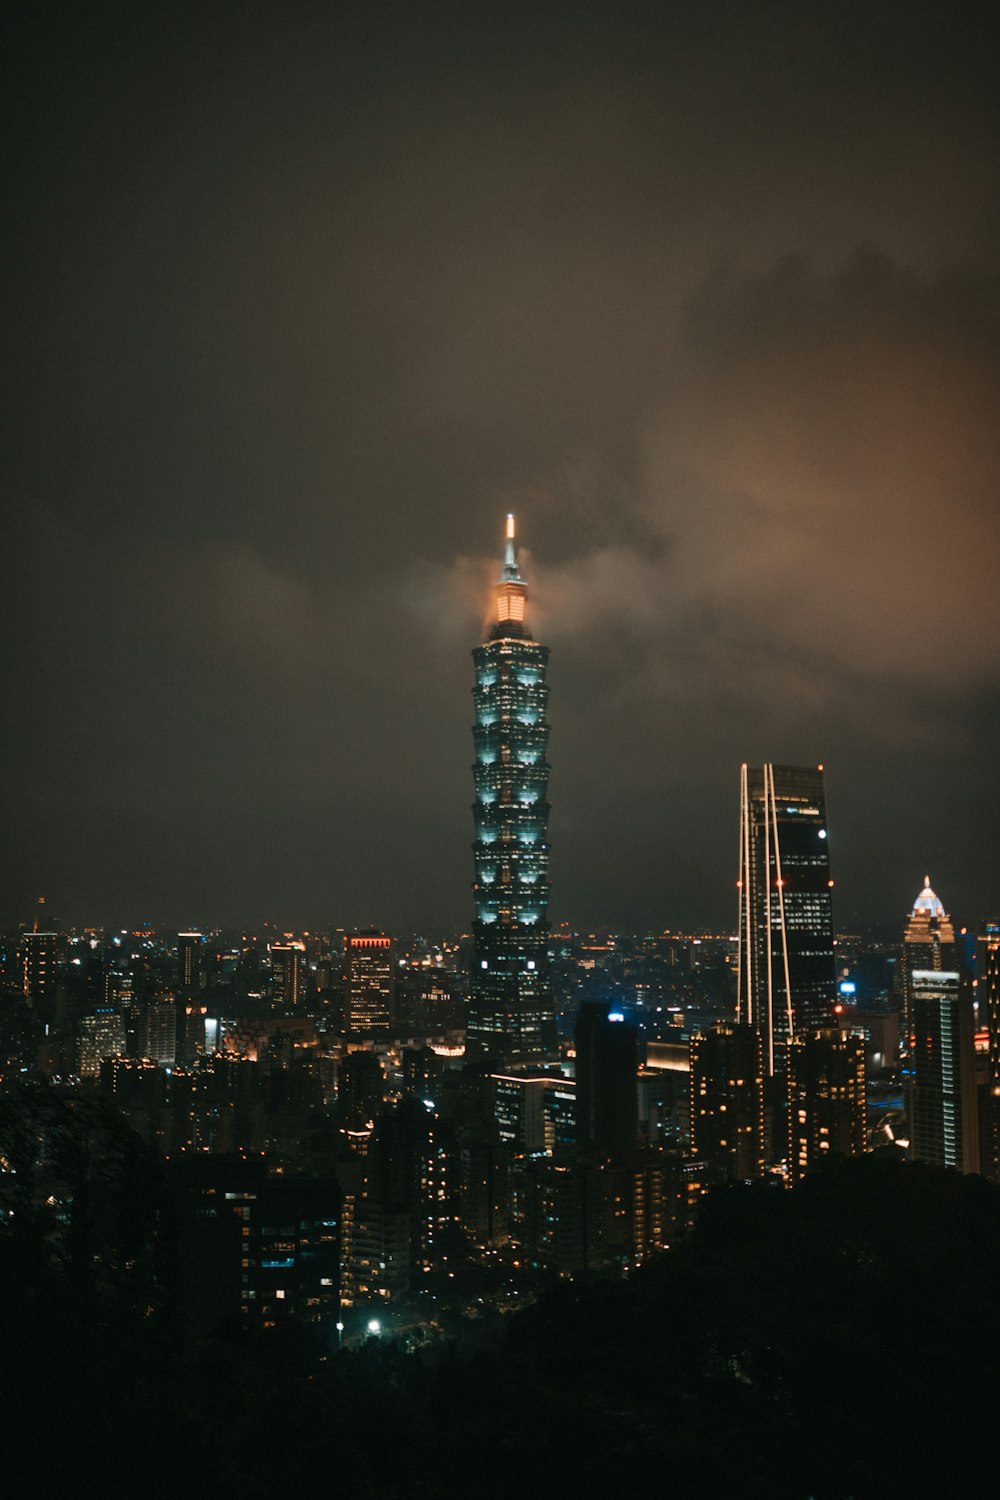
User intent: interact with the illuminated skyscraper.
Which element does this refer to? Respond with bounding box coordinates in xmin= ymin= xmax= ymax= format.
xmin=690 ymin=1022 xmax=765 ymax=1183
xmin=909 ymin=969 xmax=979 ymax=1174
xmin=178 ymin=931 xmax=203 ymax=993
xmin=737 ymin=763 xmax=836 ymax=1075
xmin=786 ymin=1028 xmax=866 ymax=1184
xmin=270 ymin=940 xmax=305 ymax=1010
xmin=979 ymin=925 xmax=1000 ymax=1183
xmin=466 ymin=516 xmax=555 ymax=1065
xmin=20 ymin=928 xmax=58 ymax=1014
xmin=145 ymin=998 xmax=177 ymax=1067
xmin=178 ymin=931 xmax=207 ymax=1063
xmin=344 ymin=930 xmax=392 ymax=1034
xmin=79 ymin=1009 xmax=128 ymax=1079
xmin=901 ymin=877 xmax=955 ymax=1038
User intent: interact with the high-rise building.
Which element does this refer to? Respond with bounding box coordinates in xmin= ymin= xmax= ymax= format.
xmin=786 ymin=1028 xmax=867 ymax=1184
xmin=466 ymin=516 xmax=555 ymax=1066
xmin=574 ymin=1001 xmax=638 ymax=1156
xmin=78 ymin=1009 xmax=128 ymax=1079
xmin=344 ymin=932 xmax=392 ymax=1034
xmin=737 ymin=763 xmax=836 ymax=1075
xmin=689 ymin=1022 xmax=765 ymax=1183
xmin=20 ymin=929 xmax=59 ymax=1014
xmin=909 ymin=969 xmax=979 ymax=1174
xmin=979 ymin=925 xmax=1000 ymax=1182
xmin=145 ymin=998 xmax=177 ymax=1068
xmin=338 ymin=1049 xmax=385 ymax=1130
xmin=270 ymin=940 xmax=305 ymax=1011
xmin=492 ymin=1072 xmax=577 ymax=1155
xmin=178 ymin=931 xmax=203 ymax=993
xmin=901 ymin=878 xmax=956 ymax=1038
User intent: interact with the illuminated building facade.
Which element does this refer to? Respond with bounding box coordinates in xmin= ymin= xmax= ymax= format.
xmin=901 ymin=877 xmax=955 ymax=1037
xmin=178 ymin=931 xmax=203 ymax=992
xmin=466 ymin=516 xmax=555 ymax=1065
xmin=270 ymin=939 xmax=305 ymax=1010
xmin=492 ymin=1072 xmax=577 ymax=1155
xmin=737 ymin=763 xmax=836 ymax=1074
xmin=344 ymin=931 xmax=392 ymax=1034
xmin=689 ymin=1022 xmax=765 ymax=1183
xmin=909 ymin=969 xmax=979 ymax=1174
xmin=980 ymin=926 xmax=1000 ymax=1182
xmin=786 ymin=1028 xmax=866 ymax=1184
xmin=78 ymin=1009 xmax=128 ymax=1079
xmin=145 ymin=998 xmax=177 ymax=1067
xmin=20 ymin=928 xmax=58 ymax=1015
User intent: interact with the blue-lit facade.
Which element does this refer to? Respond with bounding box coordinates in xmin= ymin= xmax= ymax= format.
xmin=466 ymin=517 xmax=556 ymax=1064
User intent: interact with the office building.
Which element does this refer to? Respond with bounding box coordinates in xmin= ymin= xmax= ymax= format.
xmin=177 ymin=931 xmax=203 ymax=993
xmin=78 ymin=1009 xmax=128 ymax=1079
xmin=467 ymin=516 xmax=555 ymax=1065
xmin=909 ymin=969 xmax=979 ymax=1174
xmin=338 ymin=1049 xmax=385 ymax=1131
xmin=146 ymin=997 xmax=177 ymax=1068
xmin=737 ymin=763 xmax=836 ymax=1074
xmin=492 ymin=1072 xmax=577 ymax=1155
xmin=574 ymin=1001 xmax=638 ymax=1156
xmin=270 ymin=939 xmax=305 ymax=1010
xmin=979 ymin=925 xmax=1000 ymax=1182
xmin=689 ymin=1022 xmax=765 ymax=1183
xmin=20 ymin=928 xmax=59 ymax=1015
xmin=902 ymin=878 xmax=956 ymax=1038
xmin=786 ymin=1028 xmax=867 ymax=1183
xmin=344 ymin=931 xmax=392 ymax=1034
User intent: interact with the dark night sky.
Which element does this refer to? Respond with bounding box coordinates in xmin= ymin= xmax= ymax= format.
xmin=3 ymin=0 xmax=999 ymax=934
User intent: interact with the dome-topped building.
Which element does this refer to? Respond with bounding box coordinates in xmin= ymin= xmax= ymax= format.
xmin=911 ymin=876 xmax=947 ymax=922
xmin=902 ymin=874 xmax=956 ymax=1035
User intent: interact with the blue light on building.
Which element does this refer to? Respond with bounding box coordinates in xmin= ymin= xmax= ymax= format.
xmin=466 ymin=516 xmax=556 ymax=1064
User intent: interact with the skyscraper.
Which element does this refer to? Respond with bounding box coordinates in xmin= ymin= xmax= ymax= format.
xmin=909 ymin=969 xmax=979 ymax=1174
xmin=79 ymin=1009 xmax=128 ymax=1079
xmin=177 ymin=932 xmax=207 ymax=1064
xmin=574 ymin=1001 xmax=638 ymax=1156
xmin=689 ymin=1022 xmax=765 ymax=1184
xmin=145 ymin=998 xmax=177 ymax=1067
xmin=344 ymin=931 xmax=392 ymax=1035
xmin=786 ymin=1028 xmax=867 ymax=1184
xmin=178 ymin=931 xmax=203 ymax=993
xmin=20 ymin=928 xmax=58 ymax=1014
xmin=979 ymin=925 xmax=1000 ymax=1182
xmin=737 ymin=763 xmax=836 ymax=1075
xmin=466 ymin=516 xmax=555 ymax=1066
xmin=901 ymin=878 xmax=956 ymax=1038
xmin=270 ymin=940 xmax=305 ymax=1010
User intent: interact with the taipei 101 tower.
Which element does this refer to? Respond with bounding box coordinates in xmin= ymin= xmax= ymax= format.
xmin=465 ymin=516 xmax=556 ymax=1065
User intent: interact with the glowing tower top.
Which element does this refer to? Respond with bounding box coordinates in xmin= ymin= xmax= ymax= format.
xmin=493 ymin=513 xmax=529 ymax=636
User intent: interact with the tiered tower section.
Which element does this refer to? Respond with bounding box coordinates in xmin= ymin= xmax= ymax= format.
xmin=466 ymin=516 xmax=556 ymax=1065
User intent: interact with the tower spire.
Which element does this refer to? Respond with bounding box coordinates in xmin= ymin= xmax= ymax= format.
xmin=493 ymin=513 xmax=528 ymax=633
xmin=502 ymin=513 xmax=522 ymax=580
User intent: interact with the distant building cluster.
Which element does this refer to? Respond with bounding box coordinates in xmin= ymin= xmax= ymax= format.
xmin=2 ymin=518 xmax=995 ymax=1346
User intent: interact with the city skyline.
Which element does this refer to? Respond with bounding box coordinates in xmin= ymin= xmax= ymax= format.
xmin=4 ymin=2 xmax=998 ymax=932
xmin=4 ymin=6 xmax=1000 ymax=1492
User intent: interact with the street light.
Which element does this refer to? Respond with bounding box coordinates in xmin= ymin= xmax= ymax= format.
xmin=367 ymin=1318 xmax=382 ymax=1337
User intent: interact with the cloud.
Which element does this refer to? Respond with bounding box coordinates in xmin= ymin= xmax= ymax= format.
xmin=424 ymin=248 xmax=1000 ymax=751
